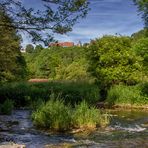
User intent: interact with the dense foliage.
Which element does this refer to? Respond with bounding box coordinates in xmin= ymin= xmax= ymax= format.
xmin=0 ymin=10 xmax=26 ymax=82
xmin=23 ymin=32 xmax=148 ymax=103
xmin=0 ymin=82 xmax=99 ymax=107
xmin=87 ymin=36 xmax=143 ymax=98
xmin=107 ymin=83 xmax=148 ymax=106
xmin=24 ymin=46 xmax=93 ymax=82
xmin=132 ymin=37 xmax=148 ymax=75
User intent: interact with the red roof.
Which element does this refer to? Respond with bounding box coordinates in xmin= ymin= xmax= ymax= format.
xmin=49 ymin=42 xmax=74 ymax=47
xmin=28 ymin=79 xmax=49 ymax=82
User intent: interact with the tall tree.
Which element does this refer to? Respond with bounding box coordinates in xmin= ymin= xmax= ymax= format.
xmin=133 ymin=0 xmax=148 ymax=27
xmin=0 ymin=0 xmax=89 ymax=44
xmin=132 ymin=37 xmax=148 ymax=75
xmin=26 ymin=44 xmax=34 ymax=53
xmin=34 ymin=44 xmax=44 ymax=53
xmin=131 ymin=28 xmax=148 ymax=40
xmin=0 ymin=10 xmax=26 ymax=82
xmin=87 ymin=36 xmax=143 ymax=99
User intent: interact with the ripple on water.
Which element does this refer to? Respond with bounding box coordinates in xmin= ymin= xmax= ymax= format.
xmin=112 ymin=124 xmax=146 ymax=132
xmin=0 ymin=109 xmax=148 ymax=148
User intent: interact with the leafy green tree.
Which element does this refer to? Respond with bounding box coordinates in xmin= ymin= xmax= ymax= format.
xmin=87 ymin=36 xmax=143 ymax=98
xmin=0 ymin=0 xmax=89 ymax=44
xmin=34 ymin=44 xmax=44 ymax=53
xmin=24 ymin=46 xmax=92 ymax=81
xmin=0 ymin=10 xmax=26 ymax=82
xmin=132 ymin=37 xmax=148 ymax=76
xmin=132 ymin=28 xmax=148 ymax=41
xmin=133 ymin=0 xmax=148 ymax=27
xmin=25 ymin=44 xmax=34 ymax=53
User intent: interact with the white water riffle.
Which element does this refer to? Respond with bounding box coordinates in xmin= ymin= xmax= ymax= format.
xmin=113 ymin=124 xmax=146 ymax=132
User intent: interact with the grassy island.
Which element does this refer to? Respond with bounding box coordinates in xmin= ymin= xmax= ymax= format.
xmin=32 ymin=99 xmax=109 ymax=132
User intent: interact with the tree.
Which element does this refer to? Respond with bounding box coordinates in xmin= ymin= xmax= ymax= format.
xmin=0 ymin=0 xmax=89 ymax=44
xmin=133 ymin=0 xmax=148 ymax=27
xmin=24 ymin=46 xmax=92 ymax=81
xmin=131 ymin=28 xmax=148 ymax=41
xmin=25 ymin=44 xmax=34 ymax=53
xmin=34 ymin=44 xmax=44 ymax=53
xmin=87 ymin=36 xmax=143 ymax=98
xmin=0 ymin=10 xmax=26 ymax=82
xmin=132 ymin=37 xmax=148 ymax=75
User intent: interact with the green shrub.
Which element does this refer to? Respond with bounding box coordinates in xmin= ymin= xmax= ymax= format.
xmin=73 ymin=101 xmax=108 ymax=128
xmin=32 ymin=98 xmax=72 ymax=131
xmin=0 ymin=99 xmax=14 ymax=115
xmin=0 ymin=82 xmax=31 ymax=106
xmin=141 ymin=82 xmax=148 ymax=97
xmin=106 ymin=85 xmax=148 ymax=106
xmin=32 ymin=99 xmax=109 ymax=131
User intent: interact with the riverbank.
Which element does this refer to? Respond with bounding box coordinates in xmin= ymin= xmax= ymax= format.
xmin=96 ymin=101 xmax=148 ymax=110
xmin=112 ymin=104 xmax=148 ymax=110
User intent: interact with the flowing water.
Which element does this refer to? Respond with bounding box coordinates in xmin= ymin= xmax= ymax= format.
xmin=0 ymin=109 xmax=148 ymax=148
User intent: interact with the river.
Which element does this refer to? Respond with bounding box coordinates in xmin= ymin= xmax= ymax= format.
xmin=0 ymin=109 xmax=148 ymax=148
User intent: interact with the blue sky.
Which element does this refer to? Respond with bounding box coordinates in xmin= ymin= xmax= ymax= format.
xmin=21 ymin=0 xmax=144 ymax=47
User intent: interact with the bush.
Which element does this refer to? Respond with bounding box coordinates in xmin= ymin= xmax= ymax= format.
xmin=0 ymin=99 xmax=14 ymax=115
xmin=106 ymin=84 xmax=148 ymax=106
xmin=0 ymin=82 xmax=31 ymax=106
xmin=141 ymin=82 xmax=148 ymax=97
xmin=32 ymin=99 xmax=109 ymax=132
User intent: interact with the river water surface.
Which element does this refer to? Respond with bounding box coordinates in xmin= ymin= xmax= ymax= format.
xmin=0 ymin=109 xmax=148 ymax=148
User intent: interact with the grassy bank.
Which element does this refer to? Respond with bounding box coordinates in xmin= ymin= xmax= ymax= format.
xmin=106 ymin=83 xmax=148 ymax=108
xmin=32 ymin=99 xmax=109 ymax=132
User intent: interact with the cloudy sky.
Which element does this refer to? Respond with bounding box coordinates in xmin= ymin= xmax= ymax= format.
xmin=21 ymin=0 xmax=144 ymax=47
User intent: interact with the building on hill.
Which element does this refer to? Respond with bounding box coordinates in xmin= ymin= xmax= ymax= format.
xmin=49 ymin=42 xmax=74 ymax=47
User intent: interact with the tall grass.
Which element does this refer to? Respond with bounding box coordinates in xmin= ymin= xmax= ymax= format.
xmin=0 ymin=81 xmax=99 ymax=107
xmin=32 ymin=99 xmax=72 ymax=131
xmin=73 ymin=101 xmax=101 ymax=129
xmin=106 ymin=84 xmax=148 ymax=106
xmin=0 ymin=99 xmax=14 ymax=115
xmin=32 ymin=99 xmax=109 ymax=132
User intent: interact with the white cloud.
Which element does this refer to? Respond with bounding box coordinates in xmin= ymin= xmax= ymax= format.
xmin=21 ymin=0 xmax=143 ymax=46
